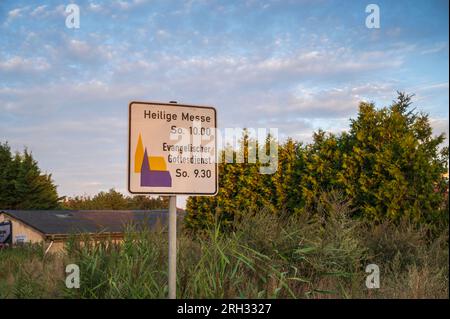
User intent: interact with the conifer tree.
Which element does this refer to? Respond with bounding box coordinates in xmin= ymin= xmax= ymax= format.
xmin=185 ymin=92 xmax=448 ymax=231
xmin=0 ymin=142 xmax=15 ymax=206
xmin=339 ymin=93 xmax=448 ymax=222
xmin=0 ymin=143 xmax=60 ymax=209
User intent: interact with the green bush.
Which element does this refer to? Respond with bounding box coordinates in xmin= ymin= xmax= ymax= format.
xmin=0 ymin=201 xmax=447 ymax=299
xmin=0 ymin=243 xmax=65 ymax=298
xmin=0 ymin=143 xmax=61 ymax=209
xmin=186 ymin=92 xmax=449 ymax=231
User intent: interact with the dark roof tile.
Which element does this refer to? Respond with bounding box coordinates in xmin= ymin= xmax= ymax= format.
xmin=0 ymin=210 xmax=184 ymax=235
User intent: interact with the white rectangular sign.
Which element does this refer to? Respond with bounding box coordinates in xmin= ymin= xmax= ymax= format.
xmin=128 ymin=101 xmax=218 ymax=195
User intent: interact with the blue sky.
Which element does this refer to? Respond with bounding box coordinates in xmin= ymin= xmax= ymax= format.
xmin=0 ymin=0 xmax=448 ymax=203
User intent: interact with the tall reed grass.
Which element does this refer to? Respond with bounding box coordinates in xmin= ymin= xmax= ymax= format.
xmin=0 ymin=197 xmax=448 ymax=298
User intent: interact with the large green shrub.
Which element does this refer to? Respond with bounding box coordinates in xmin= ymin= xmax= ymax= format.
xmin=339 ymin=93 xmax=448 ymax=223
xmin=186 ymin=93 xmax=449 ymax=231
xmin=0 ymin=143 xmax=60 ymax=209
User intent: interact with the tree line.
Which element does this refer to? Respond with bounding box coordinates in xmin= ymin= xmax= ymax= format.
xmin=61 ymin=189 xmax=169 ymax=210
xmin=0 ymin=145 xmax=60 ymax=209
xmin=186 ymin=93 xmax=449 ymax=230
xmin=0 ymin=145 xmax=168 ymax=210
xmin=1 ymin=92 xmax=448 ymax=225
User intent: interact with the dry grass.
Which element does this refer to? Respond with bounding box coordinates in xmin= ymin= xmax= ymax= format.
xmin=0 ymin=200 xmax=448 ymax=299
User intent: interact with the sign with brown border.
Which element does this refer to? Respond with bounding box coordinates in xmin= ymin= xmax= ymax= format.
xmin=128 ymin=101 xmax=218 ymax=195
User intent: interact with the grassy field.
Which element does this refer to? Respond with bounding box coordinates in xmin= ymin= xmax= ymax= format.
xmin=0 ymin=200 xmax=448 ymax=299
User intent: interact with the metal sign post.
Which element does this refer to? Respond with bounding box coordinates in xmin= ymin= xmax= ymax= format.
xmin=128 ymin=100 xmax=218 ymax=299
xmin=168 ymin=195 xmax=177 ymax=299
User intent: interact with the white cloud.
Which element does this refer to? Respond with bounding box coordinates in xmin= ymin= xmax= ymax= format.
xmin=417 ymin=82 xmax=449 ymax=92
xmin=115 ymin=0 xmax=149 ymax=10
xmin=54 ymin=4 xmax=66 ymax=17
xmin=251 ymin=82 xmax=396 ymax=121
xmin=64 ymin=38 xmax=114 ymax=63
xmin=30 ymin=5 xmax=48 ymax=17
xmin=88 ymin=3 xmax=103 ymax=12
xmin=156 ymin=29 xmax=171 ymax=39
xmin=8 ymin=8 xmax=25 ymax=18
xmin=420 ymin=42 xmax=448 ymax=55
xmin=68 ymin=39 xmax=92 ymax=56
xmin=0 ymin=56 xmax=50 ymax=73
xmin=4 ymin=6 xmax=30 ymax=24
xmin=430 ymin=118 xmax=449 ymax=142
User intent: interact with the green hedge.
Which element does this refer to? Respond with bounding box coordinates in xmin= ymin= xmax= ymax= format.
xmin=186 ymin=93 xmax=449 ymax=231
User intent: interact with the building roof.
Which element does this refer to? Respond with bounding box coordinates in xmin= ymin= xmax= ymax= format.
xmin=0 ymin=210 xmax=184 ymax=236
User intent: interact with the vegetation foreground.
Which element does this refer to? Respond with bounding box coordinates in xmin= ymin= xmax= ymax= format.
xmin=1 ymin=196 xmax=448 ymax=299
xmin=0 ymin=93 xmax=448 ymax=298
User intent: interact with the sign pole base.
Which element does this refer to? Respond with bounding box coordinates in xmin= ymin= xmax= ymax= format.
xmin=168 ymin=195 xmax=177 ymax=299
